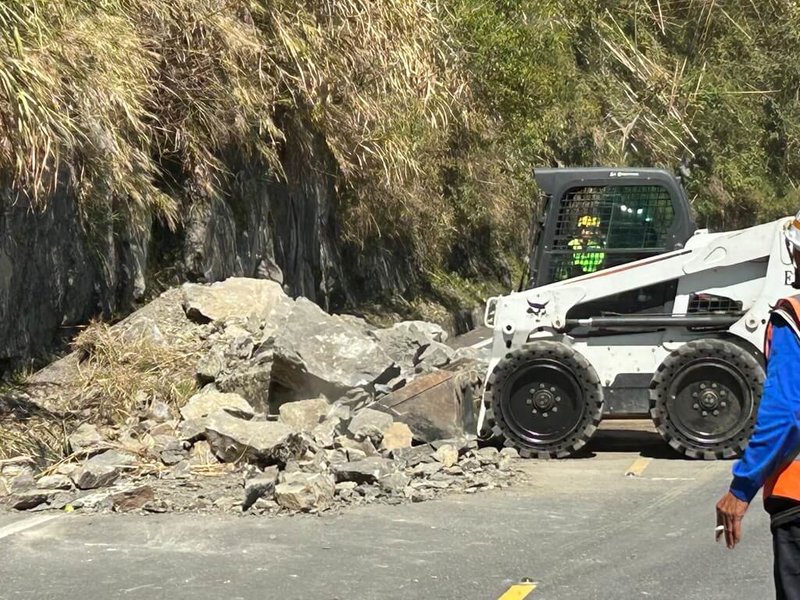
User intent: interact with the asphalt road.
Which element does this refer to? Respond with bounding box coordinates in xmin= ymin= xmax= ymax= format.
xmin=0 ymin=426 xmax=774 ymax=600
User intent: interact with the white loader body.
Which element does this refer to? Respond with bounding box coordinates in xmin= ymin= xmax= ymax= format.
xmin=482 ymin=217 xmax=797 ymax=458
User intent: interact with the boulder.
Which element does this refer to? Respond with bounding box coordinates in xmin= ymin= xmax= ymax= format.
xmin=180 ymin=390 xmax=254 ymax=421
xmin=204 ymin=411 xmax=305 ymax=464
xmin=374 ymin=369 xmax=478 ymax=442
xmin=279 ymin=398 xmax=330 ymax=432
xmin=270 ymin=298 xmax=399 ymax=399
xmin=369 ymin=321 xmax=448 ymax=371
xmin=181 ymin=278 xmax=291 ymax=324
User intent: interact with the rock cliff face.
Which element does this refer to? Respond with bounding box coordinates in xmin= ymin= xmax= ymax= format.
xmin=0 ymin=131 xmax=417 ymax=373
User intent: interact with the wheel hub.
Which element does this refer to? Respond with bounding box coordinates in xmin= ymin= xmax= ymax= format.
xmin=528 ymin=384 xmax=560 ymax=411
xmin=666 ymin=359 xmax=753 ymax=445
xmin=498 ymin=358 xmax=586 ymax=445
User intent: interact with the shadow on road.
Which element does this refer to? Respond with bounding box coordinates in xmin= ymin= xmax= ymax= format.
xmin=581 ymin=428 xmax=688 ymax=460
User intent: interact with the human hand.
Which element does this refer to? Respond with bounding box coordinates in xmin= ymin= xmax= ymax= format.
xmin=715 ymin=491 xmax=749 ymax=549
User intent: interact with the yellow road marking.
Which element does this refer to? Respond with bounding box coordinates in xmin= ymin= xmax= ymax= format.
xmin=498 ymin=582 xmax=537 ymax=599
xmin=625 ymin=457 xmax=652 ymax=477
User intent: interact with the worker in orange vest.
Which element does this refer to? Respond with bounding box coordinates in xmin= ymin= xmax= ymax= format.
xmin=716 ymin=212 xmax=800 ymax=599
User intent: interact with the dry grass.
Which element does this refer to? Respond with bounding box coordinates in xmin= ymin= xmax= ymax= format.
xmin=0 ymin=416 xmax=68 ymax=467
xmin=69 ymin=321 xmax=201 ymax=425
xmin=0 ymin=0 xmax=482 ymax=262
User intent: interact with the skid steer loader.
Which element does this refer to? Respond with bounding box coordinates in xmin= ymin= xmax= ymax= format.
xmin=481 ymin=167 xmax=796 ymax=459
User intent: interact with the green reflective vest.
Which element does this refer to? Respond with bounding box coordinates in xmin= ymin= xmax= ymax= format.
xmin=568 ymin=238 xmax=605 ymax=273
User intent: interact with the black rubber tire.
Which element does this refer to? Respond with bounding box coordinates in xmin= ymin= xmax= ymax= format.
xmin=488 ymin=341 xmax=604 ymax=458
xmin=649 ymin=338 xmax=764 ymax=460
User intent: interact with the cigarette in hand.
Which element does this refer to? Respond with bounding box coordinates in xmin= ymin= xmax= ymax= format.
xmin=715 ymin=525 xmax=725 ymax=533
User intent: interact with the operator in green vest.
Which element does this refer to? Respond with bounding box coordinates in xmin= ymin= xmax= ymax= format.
xmin=568 ymin=215 xmax=605 ymax=274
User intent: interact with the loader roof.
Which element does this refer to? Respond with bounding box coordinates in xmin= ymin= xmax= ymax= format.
xmin=534 ymin=167 xmax=683 ymax=196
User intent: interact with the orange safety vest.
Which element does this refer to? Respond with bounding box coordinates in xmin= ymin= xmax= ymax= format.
xmin=763 ymin=295 xmax=800 ymax=503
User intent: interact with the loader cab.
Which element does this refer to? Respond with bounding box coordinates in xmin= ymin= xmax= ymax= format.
xmin=530 ymin=168 xmax=696 ymax=288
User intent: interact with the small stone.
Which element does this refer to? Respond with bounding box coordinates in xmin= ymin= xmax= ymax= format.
xmin=72 ymin=451 xmax=137 ymax=490
xmin=36 ymin=475 xmax=72 ymax=490
xmin=178 ymin=419 xmax=207 ymax=442
xmin=275 ymin=472 xmax=336 ymax=512
xmin=409 ymin=462 xmax=443 ymax=478
xmin=325 ymin=449 xmax=349 ymax=465
xmin=431 ymin=437 xmax=478 ymax=454
xmin=9 ymin=489 xmax=52 ymax=510
xmin=345 ymin=448 xmax=368 ymax=462
xmin=147 ymin=401 xmax=173 ymax=423
xmin=68 ymin=423 xmax=106 ymax=455
xmin=279 ymin=398 xmax=330 ymax=432
xmin=110 ymin=485 xmax=155 ymax=512
xmin=335 ymin=435 xmax=378 ymax=457
xmin=379 ymin=423 xmax=413 ymax=452
xmin=335 ymin=481 xmax=358 ymax=492
xmin=10 ymin=470 xmax=35 ymax=493
xmin=332 ymin=457 xmax=396 ymax=484
xmin=347 ymin=409 xmax=393 ymax=443
xmin=188 ymin=441 xmax=218 ymax=466
xmin=311 ymin=417 xmax=341 ymax=449
xmin=379 ymin=471 xmax=410 ymax=494
xmin=148 ymin=421 xmax=178 ymax=437
xmin=414 ymin=341 xmax=454 ymax=368
xmin=433 ymin=444 xmax=458 ymax=468
xmin=242 ymin=466 xmax=280 ymax=510
xmin=459 ymin=457 xmax=481 ymax=471
xmin=196 ymin=350 xmax=226 ymax=384
xmin=180 ymin=390 xmax=254 ymax=421
xmin=476 ymin=447 xmax=500 ymax=464
xmin=327 ymin=402 xmax=351 ymax=422
xmin=500 ymin=447 xmax=520 ymax=459
xmin=391 ymin=445 xmax=435 ymax=468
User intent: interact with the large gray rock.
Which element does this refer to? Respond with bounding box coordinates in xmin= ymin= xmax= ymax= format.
xmin=279 ymin=398 xmax=330 ymax=432
xmin=72 ymin=451 xmax=137 ymax=490
xmin=180 ymin=390 xmax=254 ymax=421
xmin=374 ymin=369 xmax=478 ymax=442
xmin=270 ymin=298 xmax=399 ymax=399
xmin=182 ymin=278 xmax=291 ymax=324
xmin=369 ymin=321 xmax=448 ymax=371
xmin=275 ymin=472 xmax=336 ymax=511
xmin=204 ymin=411 xmax=305 ymax=464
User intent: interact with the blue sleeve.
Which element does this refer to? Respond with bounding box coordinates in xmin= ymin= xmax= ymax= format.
xmin=730 ymin=319 xmax=800 ymax=502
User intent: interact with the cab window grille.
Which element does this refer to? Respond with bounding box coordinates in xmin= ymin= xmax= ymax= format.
xmin=547 ymin=184 xmax=675 ymax=281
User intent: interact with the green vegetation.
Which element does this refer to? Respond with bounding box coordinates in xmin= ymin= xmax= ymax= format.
xmin=3 ymin=0 xmax=800 ymax=295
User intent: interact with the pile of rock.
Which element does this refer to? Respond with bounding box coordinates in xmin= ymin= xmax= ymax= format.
xmin=0 ymin=278 xmax=518 ymax=515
